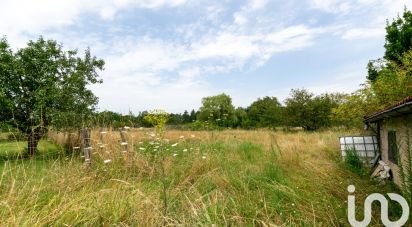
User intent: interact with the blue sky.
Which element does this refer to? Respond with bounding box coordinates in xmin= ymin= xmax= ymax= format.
xmin=1 ymin=0 xmax=411 ymax=113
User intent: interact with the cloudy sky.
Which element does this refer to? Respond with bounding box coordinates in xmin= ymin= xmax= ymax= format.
xmin=1 ymin=0 xmax=411 ymax=113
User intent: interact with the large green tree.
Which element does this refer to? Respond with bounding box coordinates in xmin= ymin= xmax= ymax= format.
xmin=0 ymin=37 xmax=104 ymax=155
xmin=198 ymin=93 xmax=236 ymax=127
xmin=247 ymin=96 xmax=282 ymax=128
xmin=368 ymin=9 xmax=412 ymax=82
xmin=285 ymin=89 xmax=341 ymax=130
xmin=384 ymin=9 xmax=412 ymax=64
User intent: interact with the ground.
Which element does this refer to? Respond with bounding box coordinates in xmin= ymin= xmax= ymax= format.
xmin=0 ymin=129 xmax=403 ymax=226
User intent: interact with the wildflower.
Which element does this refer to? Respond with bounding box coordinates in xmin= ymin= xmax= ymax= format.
xmin=154 ymin=149 xmax=158 ymax=152
xmin=100 ymin=131 xmax=107 ymax=134
xmin=85 ymin=158 xmax=90 ymax=162
xmin=291 ymin=203 xmax=295 ymax=206
xmin=124 ymin=126 xmax=130 ymax=129
xmin=104 ymin=159 xmax=112 ymax=164
xmin=155 ymin=145 xmax=160 ymax=149
xmin=171 ymin=143 xmax=178 ymax=147
xmin=121 ymin=142 xmax=128 ymax=145
xmin=191 ymin=134 xmax=195 ymax=138
xmin=202 ymin=156 xmax=206 ymax=159
xmin=150 ymin=133 xmax=156 ymax=137
xmin=183 ymin=149 xmax=188 ymax=152
xmin=173 ymin=153 xmax=178 ymax=157
xmin=139 ymin=147 xmax=146 ymax=151
xmin=73 ymin=146 xmax=80 ymax=149
xmin=179 ymin=135 xmax=184 ymax=139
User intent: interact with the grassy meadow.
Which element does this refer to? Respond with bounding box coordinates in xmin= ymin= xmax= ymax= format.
xmin=0 ymin=129 xmax=402 ymax=226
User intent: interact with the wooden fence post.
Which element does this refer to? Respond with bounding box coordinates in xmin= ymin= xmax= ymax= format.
xmin=120 ymin=127 xmax=132 ymax=163
xmin=80 ymin=128 xmax=92 ymax=166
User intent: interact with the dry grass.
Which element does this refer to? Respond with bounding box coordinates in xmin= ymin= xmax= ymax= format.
xmin=0 ymin=128 xmax=401 ymax=226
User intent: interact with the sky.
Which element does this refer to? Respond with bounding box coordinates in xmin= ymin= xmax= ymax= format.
xmin=1 ymin=0 xmax=411 ymax=113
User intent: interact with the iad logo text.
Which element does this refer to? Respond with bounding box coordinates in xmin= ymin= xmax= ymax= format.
xmin=347 ymin=185 xmax=409 ymax=227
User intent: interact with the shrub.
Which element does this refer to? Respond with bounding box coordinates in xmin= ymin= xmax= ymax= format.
xmin=345 ymin=148 xmax=367 ymax=176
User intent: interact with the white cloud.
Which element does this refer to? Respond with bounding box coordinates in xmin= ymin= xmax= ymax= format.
xmin=0 ymin=0 xmax=189 ymax=39
xmin=310 ymin=0 xmax=352 ymax=14
xmin=342 ymin=27 xmax=384 ymax=40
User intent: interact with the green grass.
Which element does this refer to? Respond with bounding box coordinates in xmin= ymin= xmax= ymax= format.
xmin=0 ymin=140 xmax=62 ymax=161
xmin=0 ymin=130 xmax=405 ymax=226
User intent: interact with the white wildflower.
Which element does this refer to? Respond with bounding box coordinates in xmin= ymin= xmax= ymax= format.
xmin=124 ymin=126 xmax=130 ymax=129
xmin=121 ymin=142 xmax=128 ymax=145
xmin=100 ymin=131 xmax=107 ymax=134
xmin=150 ymin=133 xmax=156 ymax=137
xmin=191 ymin=134 xmax=195 ymax=138
xmin=173 ymin=153 xmax=178 ymax=157
xmin=104 ymin=159 xmax=112 ymax=164
xmin=202 ymin=156 xmax=206 ymax=159
xmin=179 ymin=135 xmax=184 ymax=139
xmin=139 ymin=147 xmax=146 ymax=151
xmin=73 ymin=146 xmax=80 ymax=149
xmin=171 ymin=143 xmax=178 ymax=147
xmin=183 ymin=149 xmax=188 ymax=152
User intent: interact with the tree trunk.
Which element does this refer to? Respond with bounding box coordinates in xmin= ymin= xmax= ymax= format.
xmin=27 ymin=128 xmax=41 ymax=156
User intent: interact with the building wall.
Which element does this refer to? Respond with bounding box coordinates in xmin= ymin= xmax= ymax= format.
xmin=379 ymin=114 xmax=412 ymax=187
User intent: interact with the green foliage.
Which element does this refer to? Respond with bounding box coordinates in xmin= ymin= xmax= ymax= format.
xmin=285 ymin=89 xmax=342 ymax=130
xmin=384 ymin=8 xmax=412 ymax=64
xmin=344 ymin=149 xmax=367 ymax=176
xmin=0 ymin=37 xmax=104 ymax=154
xmin=247 ymin=96 xmax=282 ymax=128
xmin=367 ymin=8 xmax=412 ymax=82
xmin=143 ymin=109 xmax=169 ymax=134
xmin=372 ymin=50 xmax=412 ymax=106
xmin=198 ymin=93 xmax=236 ymax=127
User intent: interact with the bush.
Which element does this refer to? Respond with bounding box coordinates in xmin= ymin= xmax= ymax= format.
xmin=345 ymin=149 xmax=367 ymax=176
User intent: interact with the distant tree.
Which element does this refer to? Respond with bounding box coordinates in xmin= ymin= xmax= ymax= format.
xmin=247 ymin=96 xmax=282 ymax=128
xmin=189 ymin=109 xmax=197 ymax=122
xmin=234 ymin=107 xmax=250 ymax=128
xmin=284 ymin=89 xmax=314 ymax=130
xmin=168 ymin=113 xmax=183 ymax=125
xmin=0 ymin=37 xmax=104 ymax=155
xmin=285 ymin=89 xmax=341 ymax=130
xmin=198 ymin=93 xmax=235 ymax=127
xmin=182 ymin=110 xmax=191 ymax=123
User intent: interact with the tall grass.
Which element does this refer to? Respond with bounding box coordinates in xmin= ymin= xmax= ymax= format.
xmin=0 ymin=129 xmax=401 ymax=226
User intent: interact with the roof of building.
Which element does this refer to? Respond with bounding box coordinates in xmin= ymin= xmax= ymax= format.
xmin=364 ymin=95 xmax=412 ymax=123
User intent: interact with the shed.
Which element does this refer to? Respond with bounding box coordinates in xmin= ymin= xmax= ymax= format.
xmin=364 ymin=96 xmax=412 ymax=187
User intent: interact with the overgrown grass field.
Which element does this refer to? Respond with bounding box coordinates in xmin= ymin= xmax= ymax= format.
xmin=0 ymin=129 xmax=402 ymax=226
